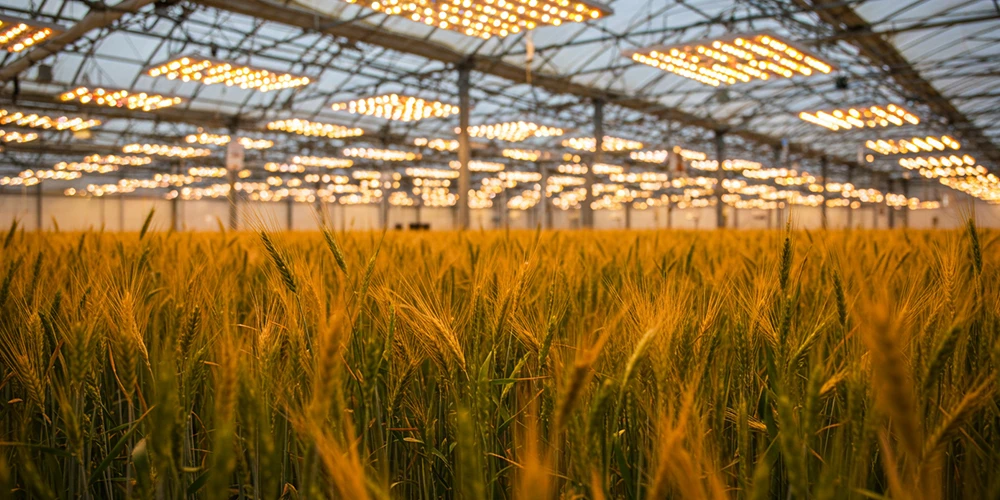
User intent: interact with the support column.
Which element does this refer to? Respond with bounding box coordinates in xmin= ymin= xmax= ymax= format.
xmin=34 ymin=183 xmax=42 ymax=231
xmin=287 ymin=195 xmax=294 ymax=231
xmin=624 ymin=161 xmax=632 ymax=229
xmin=714 ymin=130 xmax=726 ymax=229
xmin=456 ymin=64 xmax=471 ymax=230
xmin=772 ymin=145 xmax=783 ymax=228
xmin=820 ymin=156 xmax=828 ymax=230
xmin=226 ymin=132 xmax=243 ymax=231
xmin=537 ymin=161 xmax=549 ymax=229
xmin=171 ymin=163 xmax=180 ymax=232
xmin=901 ymin=177 xmax=910 ymax=229
xmin=582 ymin=99 xmax=603 ymax=229
xmin=846 ymin=163 xmax=855 ymax=229
xmin=887 ymin=176 xmax=896 ymax=229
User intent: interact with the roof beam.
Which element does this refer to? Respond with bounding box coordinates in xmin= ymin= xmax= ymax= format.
xmin=794 ymin=0 xmax=1000 ymax=165
xmin=190 ymin=0 xmax=858 ymax=170
xmin=0 ymin=0 xmax=159 ymax=82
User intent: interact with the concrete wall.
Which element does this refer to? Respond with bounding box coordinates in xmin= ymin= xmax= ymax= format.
xmin=2 ymin=191 xmax=999 ymax=232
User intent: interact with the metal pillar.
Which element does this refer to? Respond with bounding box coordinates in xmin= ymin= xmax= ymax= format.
xmin=773 ymin=145 xmax=783 ymax=228
xmin=287 ymin=195 xmax=294 ymax=231
xmin=457 ymin=64 xmax=471 ymax=230
xmin=537 ymin=161 xmax=549 ymax=229
xmin=846 ymin=163 xmax=855 ymax=229
xmin=624 ymin=161 xmax=632 ymax=229
xmin=380 ymin=171 xmax=390 ymax=231
xmin=227 ymin=167 xmax=238 ymax=230
xmin=901 ymin=177 xmax=910 ymax=229
xmin=34 ymin=183 xmax=42 ymax=231
xmin=887 ymin=177 xmax=896 ymax=229
xmin=583 ymin=99 xmax=603 ymax=229
xmin=820 ymin=156 xmax=828 ymax=230
xmin=171 ymin=163 xmax=180 ymax=232
xmin=714 ymin=130 xmax=726 ymax=229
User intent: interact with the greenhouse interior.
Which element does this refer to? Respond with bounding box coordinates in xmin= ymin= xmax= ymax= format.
xmin=4 ymin=1 xmax=1000 ymax=500
xmin=0 ymin=0 xmax=997 ymax=231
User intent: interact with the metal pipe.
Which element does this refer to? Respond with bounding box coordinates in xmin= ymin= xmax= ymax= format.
xmin=584 ymin=99 xmax=603 ymax=229
xmin=457 ymin=64 xmax=471 ymax=230
xmin=846 ymin=163 xmax=855 ymax=229
xmin=820 ymin=155 xmax=828 ymax=230
xmin=714 ymin=130 xmax=726 ymax=229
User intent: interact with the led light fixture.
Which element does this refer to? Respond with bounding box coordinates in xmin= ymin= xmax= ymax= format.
xmin=502 ymin=149 xmax=541 ymax=162
xmin=238 ymin=137 xmax=274 ymax=150
xmin=463 ymin=121 xmax=564 ymax=142
xmin=332 ymin=94 xmax=458 ymax=121
xmin=865 ymin=135 xmax=960 ymax=155
xmin=342 ymin=0 xmax=611 ymax=40
xmin=188 ymin=167 xmax=228 ymax=178
xmin=405 ymin=167 xmax=460 ymax=179
xmin=899 ymin=154 xmax=976 ymax=170
xmin=625 ymin=32 xmax=834 ymax=87
xmin=691 ymin=159 xmax=762 ymax=171
xmin=562 ymin=136 xmax=643 ymax=152
xmin=673 ymin=146 xmax=707 ymax=161
xmin=266 ymin=119 xmax=364 ymax=139
xmin=60 ymin=87 xmax=183 ymax=111
xmin=0 ymin=109 xmax=100 ymax=131
xmin=54 ymin=161 xmax=117 ymax=174
xmin=798 ymin=104 xmax=919 ymax=131
xmin=630 ymin=150 xmax=668 ymax=163
xmin=592 ymin=163 xmax=624 ymax=174
xmin=414 ymin=137 xmax=459 ymax=152
xmin=0 ymin=130 xmax=38 ymax=143
xmin=0 ymin=15 xmax=62 ymax=53
xmin=450 ymin=160 xmax=505 ymax=172
xmin=122 ymin=143 xmax=211 ymax=158
xmin=83 ymin=154 xmax=151 ymax=166
xmin=265 ymin=163 xmax=305 ymax=173
xmin=343 ymin=147 xmax=419 ymax=161
xmin=292 ymin=156 xmax=355 ymax=168
xmin=148 ymin=55 xmax=310 ymax=92
xmin=499 ymin=171 xmax=543 ymax=183
xmin=186 ymin=132 xmax=230 ymax=146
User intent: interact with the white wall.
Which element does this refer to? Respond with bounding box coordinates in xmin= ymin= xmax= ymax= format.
xmin=3 ymin=192 xmax=1000 ymax=232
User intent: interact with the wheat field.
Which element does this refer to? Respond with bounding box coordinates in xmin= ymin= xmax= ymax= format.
xmin=0 ymin=214 xmax=998 ymax=499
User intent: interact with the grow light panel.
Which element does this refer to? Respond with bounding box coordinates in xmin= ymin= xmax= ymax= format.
xmin=899 ymin=154 xmax=976 ymax=169
xmin=0 ymin=130 xmax=37 ymax=143
xmin=630 ymin=150 xmax=668 ymax=163
xmin=188 ymin=167 xmax=228 ymax=178
xmin=331 ymin=94 xmax=458 ymax=121
xmin=450 ymin=160 xmax=505 ymax=172
xmin=53 ymin=161 xmax=117 ymax=174
xmin=865 ymin=135 xmax=960 ymax=155
xmin=147 ymin=55 xmax=310 ymax=92
xmin=291 ymin=156 xmax=355 ymax=168
xmin=798 ymin=104 xmax=919 ymax=131
xmin=562 ymin=136 xmax=643 ymax=152
xmin=186 ymin=132 xmax=230 ymax=146
xmin=83 ymin=154 xmax=151 ymax=166
xmin=463 ymin=121 xmax=564 ymax=142
xmin=414 ymin=137 xmax=459 ymax=152
xmin=342 ymin=0 xmax=611 ymax=40
xmin=691 ymin=159 xmax=762 ymax=171
xmin=342 ymin=147 xmax=419 ymax=161
xmin=0 ymin=109 xmax=100 ymax=131
xmin=238 ymin=137 xmax=274 ymax=150
xmin=60 ymin=87 xmax=182 ymax=111
xmin=502 ymin=149 xmax=541 ymax=161
xmin=499 ymin=171 xmax=543 ymax=182
xmin=405 ymin=167 xmax=459 ymax=179
xmin=122 ymin=143 xmax=211 ymax=158
xmin=0 ymin=15 xmax=62 ymax=53
xmin=266 ymin=119 xmax=364 ymax=139
xmin=625 ymin=32 xmax=834 ymax=87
